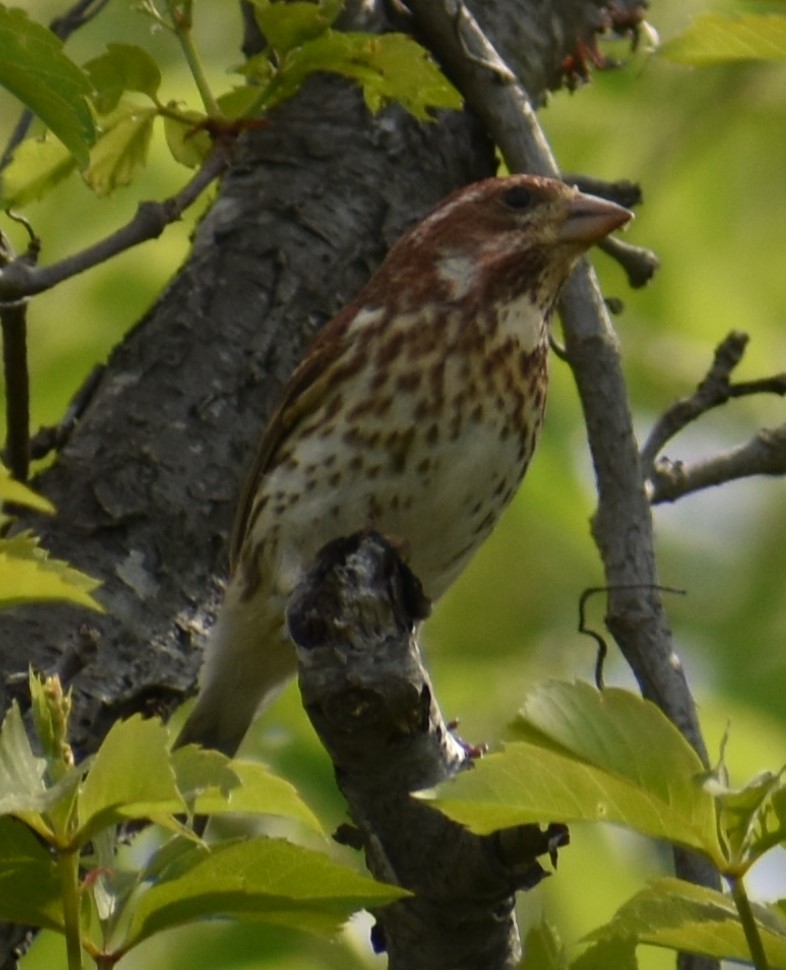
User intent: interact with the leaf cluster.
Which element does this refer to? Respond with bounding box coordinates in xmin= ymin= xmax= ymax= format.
xmin=0 ymin=672 xmax=404 ymax=969
xmin=0 ymin=0 xmax=460 ymax=208
xmin=431 ymin=681 xmax=786 ymax=969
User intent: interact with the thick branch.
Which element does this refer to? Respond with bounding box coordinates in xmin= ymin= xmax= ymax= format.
xmin=287 ymin=532 xmax=565 ymax=970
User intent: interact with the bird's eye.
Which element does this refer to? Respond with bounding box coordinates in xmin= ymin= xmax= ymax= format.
xmin=503 ymin=185 xmax=533 ymax=209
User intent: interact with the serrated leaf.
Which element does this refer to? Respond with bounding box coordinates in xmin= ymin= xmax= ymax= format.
xmin=259 ymin=29 xmax=461 ymax=119
xmin=583 ymin=877 xmax=786 ymax=967
xmin=0 ymin=699 xmax=86 ymax=841
xmin=0 ymin=702 xmax=47 ymax=816
xmin=193 ymin=758 xmax=324 ymax=835
xmin=346 ymin=32 xmax=463 ymax=119
xmin=662 ymin=12 xmax=786 ymax=64
xmin=716 ymin=769 xmax=786 ymax=865
xmin=0 ymin=817 xmax=62 ymax=930
xmin=84 ymin=43 xmax=162 ymax=114
xmin=430 ymin=682 xmax=722 ymax=862
xmin=0 ymin=4 xmax=95 ymax=166
xmin=78 ymin=716 xmax=185 ymax=844
xmin=0 ymin=464 xmax=54 ymax=514
xmin=0 ymin=133 xmax=77 ymax=208
xmin=84 ymin=103 xmax=157 ymax=195
xmin=250 ymin=0 xmax=342 ymax=52
xmin=0 ymin=531 xmax=102 ymax=611
xmin=122 ymin=837 xmax=407 ymax=949
xmin=163 ymin=108 xmax=211 ymax=167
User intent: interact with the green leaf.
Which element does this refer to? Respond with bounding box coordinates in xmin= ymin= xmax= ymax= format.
xmin=122 ymin=837 xmax=407 ymax=949
xmin=571 ymin=937 xmax=639 ymax=970
xmin=250 ymin=0 xmax=343 ymax=53
xmin=662 ymin=12 xmax=786 ymax=64
xmin=84 ymin=102 xmax=157 ymax=195
xmin=163 ymin=108 xmax=211 ymax=167
xmin=0 ymin=531 xmax=103 ymax=611
xmin=84 ymin=43 xmax=162 ymax=114
xmin=714 ymin=768 xmax=786 ymax=867
xmin=0 ymin=702 xmax=47 ymax=817
xmin=273 ymin=30 xmax=462 ymax=120
xmin=78 ymin=716 xmax=185 ymax=844
xmin=0 ymin=698 xmax=87 ymax=840
xmin=520 ymin=920 xmax=569 ymax=969
xmin=346 ymin=32 xmax=463 ymax=119
xmin=0 ymin=4 xmax=95 ymax=166
xmin=190 ymin=757 xmax=324 ymax=835
xmin=582 ymin=877 xmax=786 ymax=967
xmin=0 ymin=464 xmax=54 ymax=514
xmin=0 ymin=817 xmax=62 ymax=930
xmin=429 ymin=682 xmax=723 ymax=862
xmin=216 ymin=83 xmax=266 ymax=120
xmin=0 ymin=133 xmax=77 ymax=209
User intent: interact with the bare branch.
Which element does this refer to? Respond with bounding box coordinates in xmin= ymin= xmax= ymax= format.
xmin=649 ymin=425 xmax=786 ymax=504
xmin=0 ymin=148 xmax=229 ymax=301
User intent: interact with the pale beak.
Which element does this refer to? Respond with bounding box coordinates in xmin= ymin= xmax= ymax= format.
xmin=559 ymin=191 xmax=633 ymax=245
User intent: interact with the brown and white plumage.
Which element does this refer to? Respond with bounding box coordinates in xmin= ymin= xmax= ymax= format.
xmin=175 ymin=174 xmax=631 ymax=755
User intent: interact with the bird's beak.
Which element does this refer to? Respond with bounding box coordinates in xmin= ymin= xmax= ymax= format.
xmin=559 ymin=191 xmax=633 ymax=245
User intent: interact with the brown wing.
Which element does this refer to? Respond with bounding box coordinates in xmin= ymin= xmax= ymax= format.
xmin=228 ymin=310 xmax=355 ymax=571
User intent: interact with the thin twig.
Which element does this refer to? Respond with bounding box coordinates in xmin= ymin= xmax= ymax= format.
xmin=597 ymin=235 xmax=660 ymax=288
xmin=641 ymin=332 xmax=786 ymax=479
xmin=0 ymin=222 xmax=39 ymax=481
xmin=649 ymin=425 xmax=786 ymax=504
xmin=0 ymin=147 xmax=229 ymax=301
xmin=641 ymin=331 xmax=749 ymax=473
xmin=1 ymin=300 xmax=30 ymax=482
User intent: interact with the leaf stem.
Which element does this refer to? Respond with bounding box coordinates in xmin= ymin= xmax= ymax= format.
xmin=729 ymin=874 xmax=769 ymax=970
xmin=59 ymin=848 xmax=84 ymax=970
xmin=167 ymin=2 xmax=222 ymax=117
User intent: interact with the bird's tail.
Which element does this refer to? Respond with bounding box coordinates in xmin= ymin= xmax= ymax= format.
xmin=173 ymin=583 xmax=296 ymax=757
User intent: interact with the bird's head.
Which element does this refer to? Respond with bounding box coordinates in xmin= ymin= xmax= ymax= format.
xmin=377 ymin=174 xmax=632 ymax=311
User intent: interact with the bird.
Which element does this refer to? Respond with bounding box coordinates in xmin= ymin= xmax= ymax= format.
xmin=175 ymin=173 xmax=631 ymax=756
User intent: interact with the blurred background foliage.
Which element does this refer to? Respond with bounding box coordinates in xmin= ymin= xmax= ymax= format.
xmin=2 ymin=1 xmax=785 ymax=967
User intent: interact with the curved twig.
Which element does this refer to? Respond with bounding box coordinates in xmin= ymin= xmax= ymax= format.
xmin=641 ymin=331 xmax=786 ymax=500
xmin=641 ymin=331 xmax=750 ymax=474
xmin=649 ymin=425 xmax=786 ymax=504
